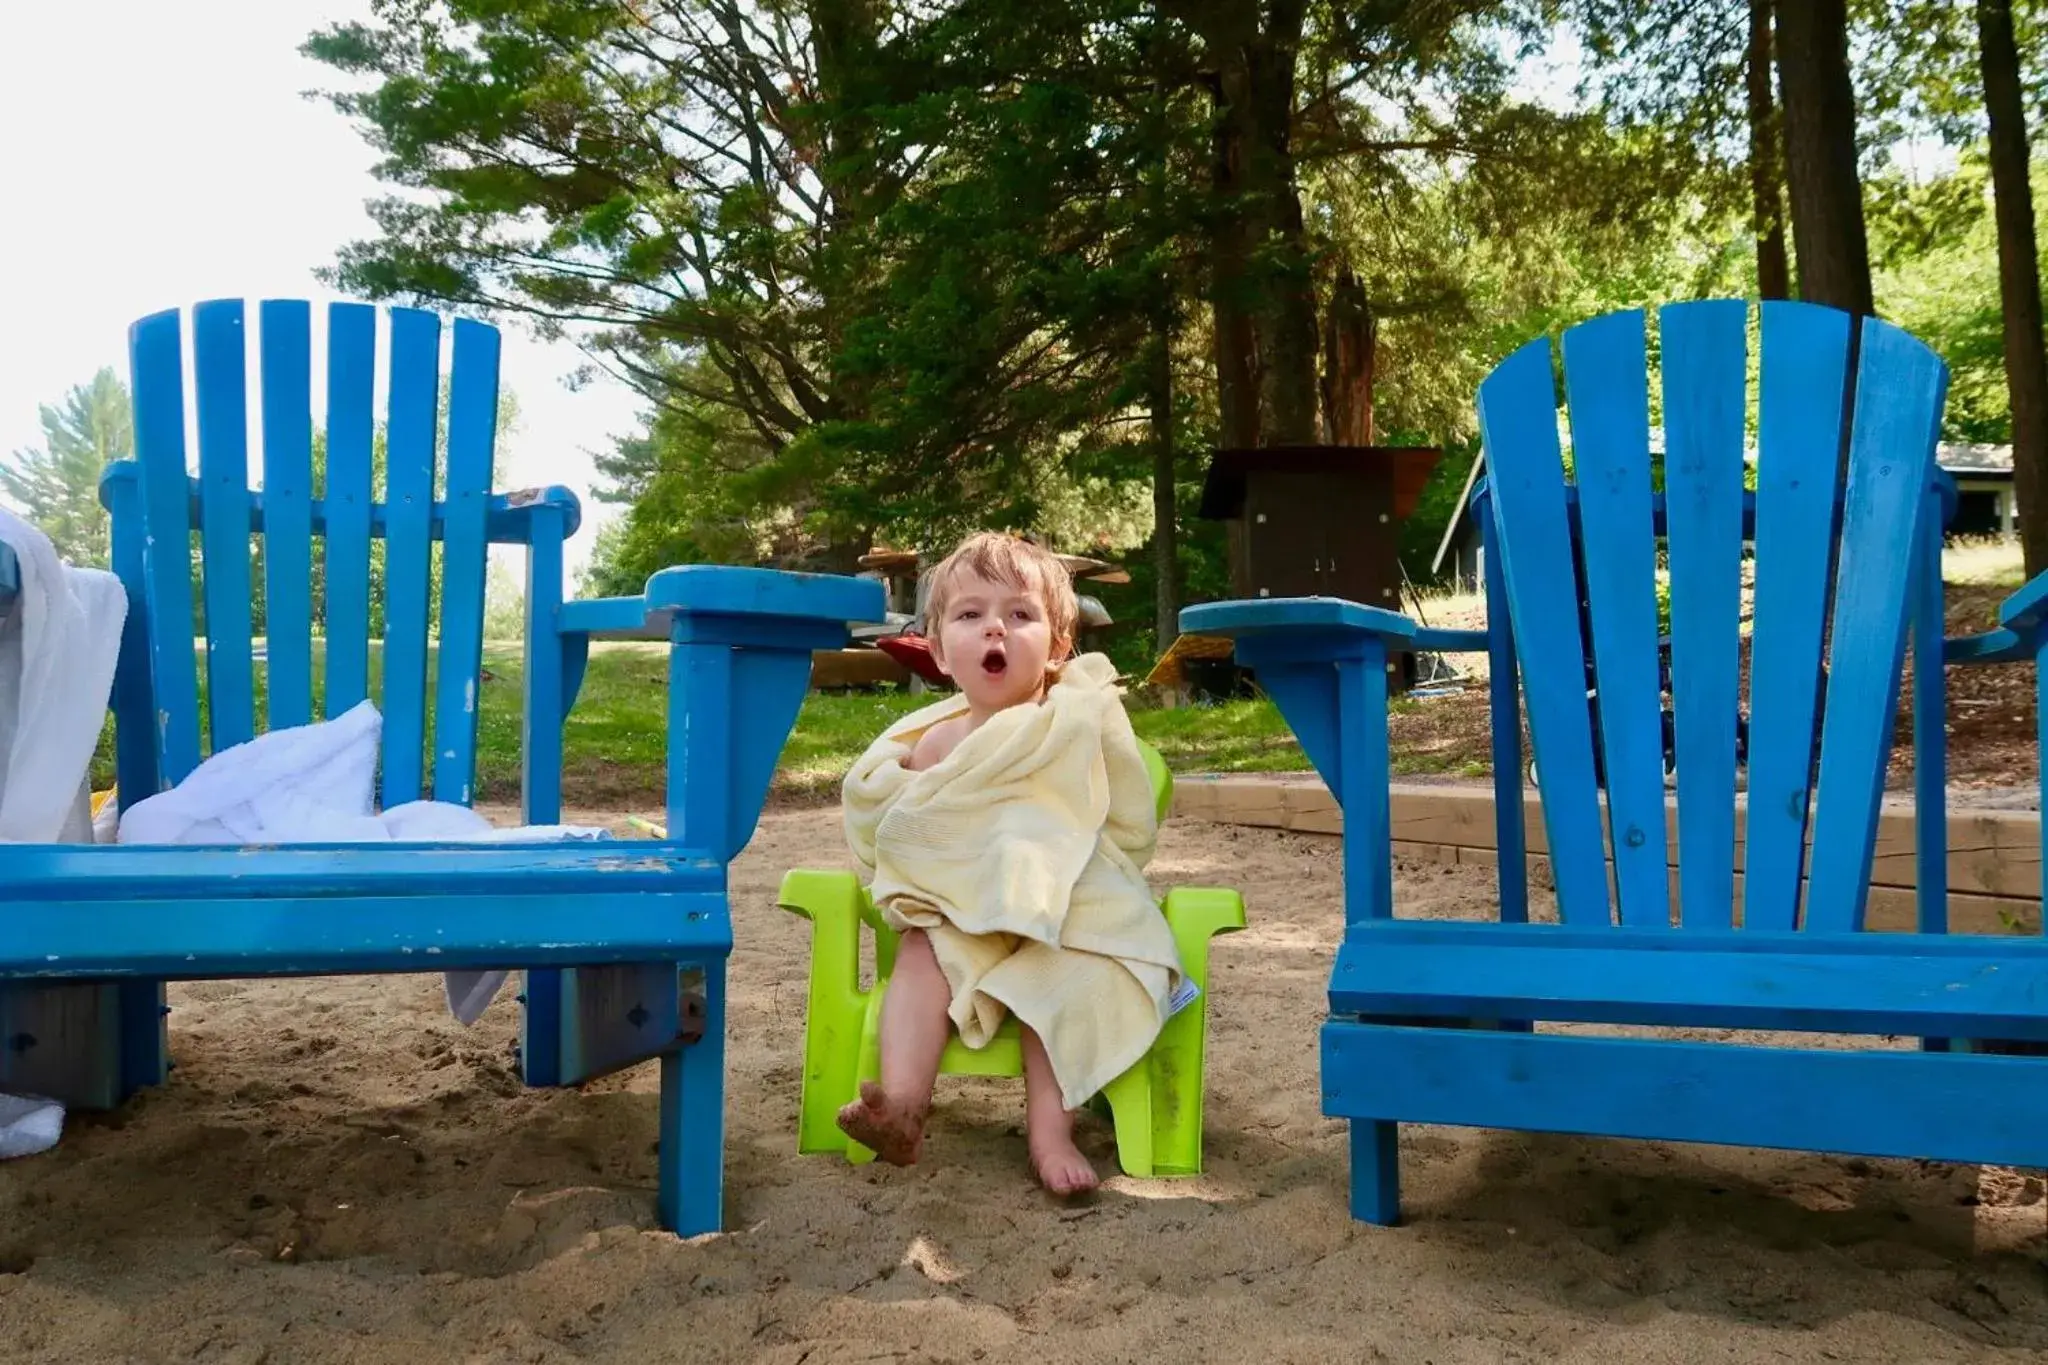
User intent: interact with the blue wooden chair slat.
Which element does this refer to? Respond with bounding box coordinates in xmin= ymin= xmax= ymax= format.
xmin=1911 ymin=491 xmax=1950 ymax=941
xmin=1560 ymin=310 xmax=1670 ymax=927
xmin=1475 ymin=338 xmax=1612 ymax=925
xmin=1320 ymin=1026 xmax=2048 ymax=1172
xmin=1327 ymin=924 xmax=2048 ymax=1038
xmin=194 ymin=300 xmax=259 ymax=753
xmin=259 ymin=300 xmax=317 ymax=731
xmin=430 ymin=318 xmax=499 ymax=805
xmin=103 ymin=468 xmax=161 ymax=807
xmin=323 ymin=303 xmax=377 ymax=717
xmin=1742 ymin=301 xmax=1853 ymax=930
xmin=378 ymin=309 xmax=441 ymax=806
xmin=1184 ymin=298 xmax=2015 ymax=1229
xmin=1 ymin=296 xmax=887 ymax=1240
xmin=1802 ymin=319 xmax=1951 ymax=933
xmin=1479 ymin=495 xmax=1530 ymax=924
xmin=519 ymin=503 xmax=569 ymax=824
xmin=129 ymin=310 xmax=205 ymax=785
xmin=1657 ymin=300 xmax=1749 ymax=929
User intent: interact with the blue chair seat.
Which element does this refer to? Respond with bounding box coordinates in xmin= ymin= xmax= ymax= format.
xmin=0 ymin=843 xmax=729 ymax=980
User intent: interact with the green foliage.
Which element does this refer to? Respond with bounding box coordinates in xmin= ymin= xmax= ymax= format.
xmin=0 ymin=368 xmax=131 ymax=567
xmin=304 ymin=0 xmax=908 ymax=560
xmin=308 ymin=0 xmax=2045 ymax=628
xmin=483 ymin=561 xmax=526 ymax=640
xmin=1397 ymin=437 xmax=1479 ymax=581
xmin=3 ymin=364 xmax=522 ymax=637
xmin=1870 ymin=154 xmax=2048 ymax=444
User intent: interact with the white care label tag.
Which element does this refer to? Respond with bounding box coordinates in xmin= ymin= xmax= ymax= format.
xmin=1165 ymin=976 xmax=1202 ymax=1020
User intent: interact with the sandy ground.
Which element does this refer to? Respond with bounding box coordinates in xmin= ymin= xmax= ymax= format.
xmin=4 ymin=809 xmax=2048 ymax=1363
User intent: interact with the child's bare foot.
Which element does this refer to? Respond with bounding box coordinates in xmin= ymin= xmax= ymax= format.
xmin=1028 ymin=1129 xmax=1099 ymax=1196
xmin=837 ymin=1081 xmax=927 ymax=1166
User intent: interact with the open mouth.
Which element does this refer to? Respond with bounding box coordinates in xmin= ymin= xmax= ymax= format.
xmin=980 ymin=648 xmax=1008 ymax=675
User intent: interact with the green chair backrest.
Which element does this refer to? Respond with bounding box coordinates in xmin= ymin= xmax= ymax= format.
xmin=1140 ymin=739 xmax=1172 ymax=827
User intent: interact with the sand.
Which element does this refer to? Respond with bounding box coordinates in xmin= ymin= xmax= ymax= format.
xmin=4 ymin=809 xmax=2048 ymax=1363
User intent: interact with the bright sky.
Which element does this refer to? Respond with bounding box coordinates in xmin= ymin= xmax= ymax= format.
xmin=0 ymin=0 xmax=642 ymax=576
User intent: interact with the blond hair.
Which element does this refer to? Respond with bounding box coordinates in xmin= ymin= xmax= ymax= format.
xmin=923 ymin=532 xmax=1079 ymax=658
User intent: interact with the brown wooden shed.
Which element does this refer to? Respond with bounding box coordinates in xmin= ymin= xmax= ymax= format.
xmin=1196 ymin=444 xmax=1441 ymax=608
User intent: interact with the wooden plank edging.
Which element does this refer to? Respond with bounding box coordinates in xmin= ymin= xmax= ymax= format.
xmin=1173 ymin=774 xmax=2042 ymax=936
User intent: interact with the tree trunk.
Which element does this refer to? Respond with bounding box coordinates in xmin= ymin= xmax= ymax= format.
xmin=1774 ymin=0 xmax=1873 ymax=316
xmin=1746 ymin=0 xmax=1790 ymax=301
xmin=1978 ymin=0 xmax=2048 ymax=577
xmin=1150 ymin=320 xmax=1181 ymax=651
xmin=1209 ymin=89 xmax=1261 ymax=452
xmin=1321 ymin=266 xmax=1377 ymax=444
xmin=1205 ymin=0 xmax=1319 ymax=449
xmin=808 ymin=0 xmax=883 ymax=427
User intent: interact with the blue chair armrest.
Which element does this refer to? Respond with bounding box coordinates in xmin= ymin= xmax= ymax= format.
xmin=1181 ymin=596 xmax=1417 ymax=644
xmin=1413 ymin=626 xmax=1488 ymax=653
xmin=558 ymin=568 xmax=886 ymax=645
xmin=556 ymin=593 xmax=660 ymax=640
xmin=640 ymin=566 xmax=886 ymax=862
xmin=2001 ymin=567 xmax=2048 ymax=634
xmin=1178 ymin=600 xmax=1403 ymax=924
xmin=645 ymin=563 xmax=885 ymax=626
xmin=1944 ymin=628 xmax=2028 ymax=665
xmin=1942 ymin=567 xmax=2048 ymax=666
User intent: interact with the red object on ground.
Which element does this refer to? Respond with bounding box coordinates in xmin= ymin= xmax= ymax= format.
xmin=874 ymin=632 xmax=951 ymax=686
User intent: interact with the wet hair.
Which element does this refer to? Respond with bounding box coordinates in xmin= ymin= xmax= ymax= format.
xmin=922 ymin=532 xmax=1079 ymax=658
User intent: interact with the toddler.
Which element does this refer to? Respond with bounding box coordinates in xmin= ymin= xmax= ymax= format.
xmin=838 ymin=533 xmax=1183 ymax=1195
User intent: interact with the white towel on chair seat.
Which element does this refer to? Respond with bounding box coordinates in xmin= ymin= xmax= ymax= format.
xmin=0 ymin=507 xmax=128 ymax=845
xmin=0 ymin=1093 xmax=62 ymax=1161
xmin=117 ymin=699 xmax=608 ymax=1024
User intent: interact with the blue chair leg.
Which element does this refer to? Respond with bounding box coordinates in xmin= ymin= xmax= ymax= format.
xmin=120 ymin=980 xmax=171 ymax=1095
xmin=658 ymin=957 xmax=727 ymax=1237
xmin=519 ymin=968 xmax=565 ymax=1086
xmin=1351 ymin=1120 xmax=1401 ymax=1226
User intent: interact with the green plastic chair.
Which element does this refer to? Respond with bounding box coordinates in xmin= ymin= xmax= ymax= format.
xmin=775 ymin=742 xmax=1247 ymax=1177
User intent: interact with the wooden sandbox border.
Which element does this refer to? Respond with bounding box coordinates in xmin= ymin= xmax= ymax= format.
xmin=1171 ymin=774 xmax=2044 ymax=936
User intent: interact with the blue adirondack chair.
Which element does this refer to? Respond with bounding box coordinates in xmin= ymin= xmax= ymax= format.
xmin=1185 ymin=299 xmax=2048 ymax=1227
xmin=0 ymin=298 xmax=883 ymax=1237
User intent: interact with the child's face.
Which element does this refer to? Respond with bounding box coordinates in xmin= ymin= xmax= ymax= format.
xmin=931 ymin=568 xmax=1060 ymax=715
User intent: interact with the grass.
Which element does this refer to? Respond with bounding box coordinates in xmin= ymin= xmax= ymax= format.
xmin=1129 ymin=697 xmax=1309 ymax=775
xmin=544 ymin=654 xmax=1318 ymax=805
xmin=94 ymin=640 xmax=1317 ymax=810
xmin=1942 ymin=534 xmax=2027 ymax=589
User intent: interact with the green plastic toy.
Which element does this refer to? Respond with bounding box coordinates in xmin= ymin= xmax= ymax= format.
xmin=775 ymin=741 xmax=1247 ymax=1177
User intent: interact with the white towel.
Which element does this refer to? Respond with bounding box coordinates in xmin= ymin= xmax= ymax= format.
xmin=0 ymin=509 xmax=128 ymax=1159
xmin=0 ymin=507 xmax=128 ymax=845
xmin=842 ymin=653 xmax=1183 ymax=1109
xmin=118 ymin=700 xmax=609 ymax=1025
xmin=0 ymin=1093 xmax=62 ymax=1161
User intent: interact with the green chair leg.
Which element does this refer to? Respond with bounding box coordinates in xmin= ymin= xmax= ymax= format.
xmin=1148 ymin=887 xmax=1248 ymax=1175
xmin=776 ymin=869 xmax=871 ymax=1155
xmin=1099 ymin=1063 xmax=1156 ymax=1177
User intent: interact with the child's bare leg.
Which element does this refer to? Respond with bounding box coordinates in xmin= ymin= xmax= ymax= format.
xmin=1020 ymin=1024 xmax=1098 ymax=1195
xmin=837 ymin=928 xmax=949 ymax=1165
